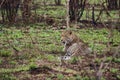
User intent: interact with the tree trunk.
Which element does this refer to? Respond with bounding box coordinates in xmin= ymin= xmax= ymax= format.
xmin=106 ymin=0 xmax=120 ymax=10
xmin=69 ymin=0 xmax=86 ymax=22
xmin=0 ymin=0 xmax=20 ymax=23
xmin=66 ymin=0 xmax=70 ymax=28
xmin=55 ymin=0 xmax=61 ymax=5
xmin=21 ymin=0 xmax=32 ymax=23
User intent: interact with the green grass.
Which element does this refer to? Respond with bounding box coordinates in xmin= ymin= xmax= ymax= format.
xmin=0 ymin=49 xmax=13 ymax=57
xmin=0 ymin=26 xmax=120 ymax=79
xmin=0 ymin=58 xmax=2 ymax=64
xmin=0 ymin=27 xmax=120 ymax=57
xmin=110 ymin=68 xmax=119 ymax=73
xmin=0 ymin=73 xmax=17 ymax=80
xmin=57 ymin=73 xmax=64 ymax=80
xmin=0 ymin=27 xmax=120 ymax=52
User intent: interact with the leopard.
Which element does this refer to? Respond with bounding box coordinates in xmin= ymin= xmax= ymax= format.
xmin=60 ymin=30 xmax=92 ymax=60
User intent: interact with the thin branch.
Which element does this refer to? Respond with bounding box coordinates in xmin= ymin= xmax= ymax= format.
xmin=66 ymin=0 xmax=70 ymax=28
xmin=0 ymin=0 xmax=5 ymax=8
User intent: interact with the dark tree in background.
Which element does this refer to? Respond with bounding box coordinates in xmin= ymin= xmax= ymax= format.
xmin=0 ymin=0 xmax=20 ymax=23
xmin=0 ymin=0 xmax=32 ymax=23
xmin=69 ymin=0 xmax=86 ymax=22
xmin=54 ymin=0 xmax=61 ymax=5
xmin=106 ymin=0 xmax=120 ymax=10
xmin=0 ymin=0 xmax=119 ymax=25
xmin=21 ymin=0 xmax=32 ymax=23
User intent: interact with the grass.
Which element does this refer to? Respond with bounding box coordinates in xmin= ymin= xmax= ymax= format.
xmin=0 ymin=26 xmax=120 ymax=79
xmin=0 ymin=73 xmax=17 ymax=80
xmin=57 ymin=73 xmax=64 ymax=80
xmin=0 ymin=49 xmax=13 ymax=57
xmin=110 ymin=68 xmax=119 ymax=73
xmin=1 ymin=26 xmax=119 ymax=56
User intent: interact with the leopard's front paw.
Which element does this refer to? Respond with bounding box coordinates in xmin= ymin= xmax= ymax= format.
xmin=61 ymin=56 xmax=71 ymax=60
